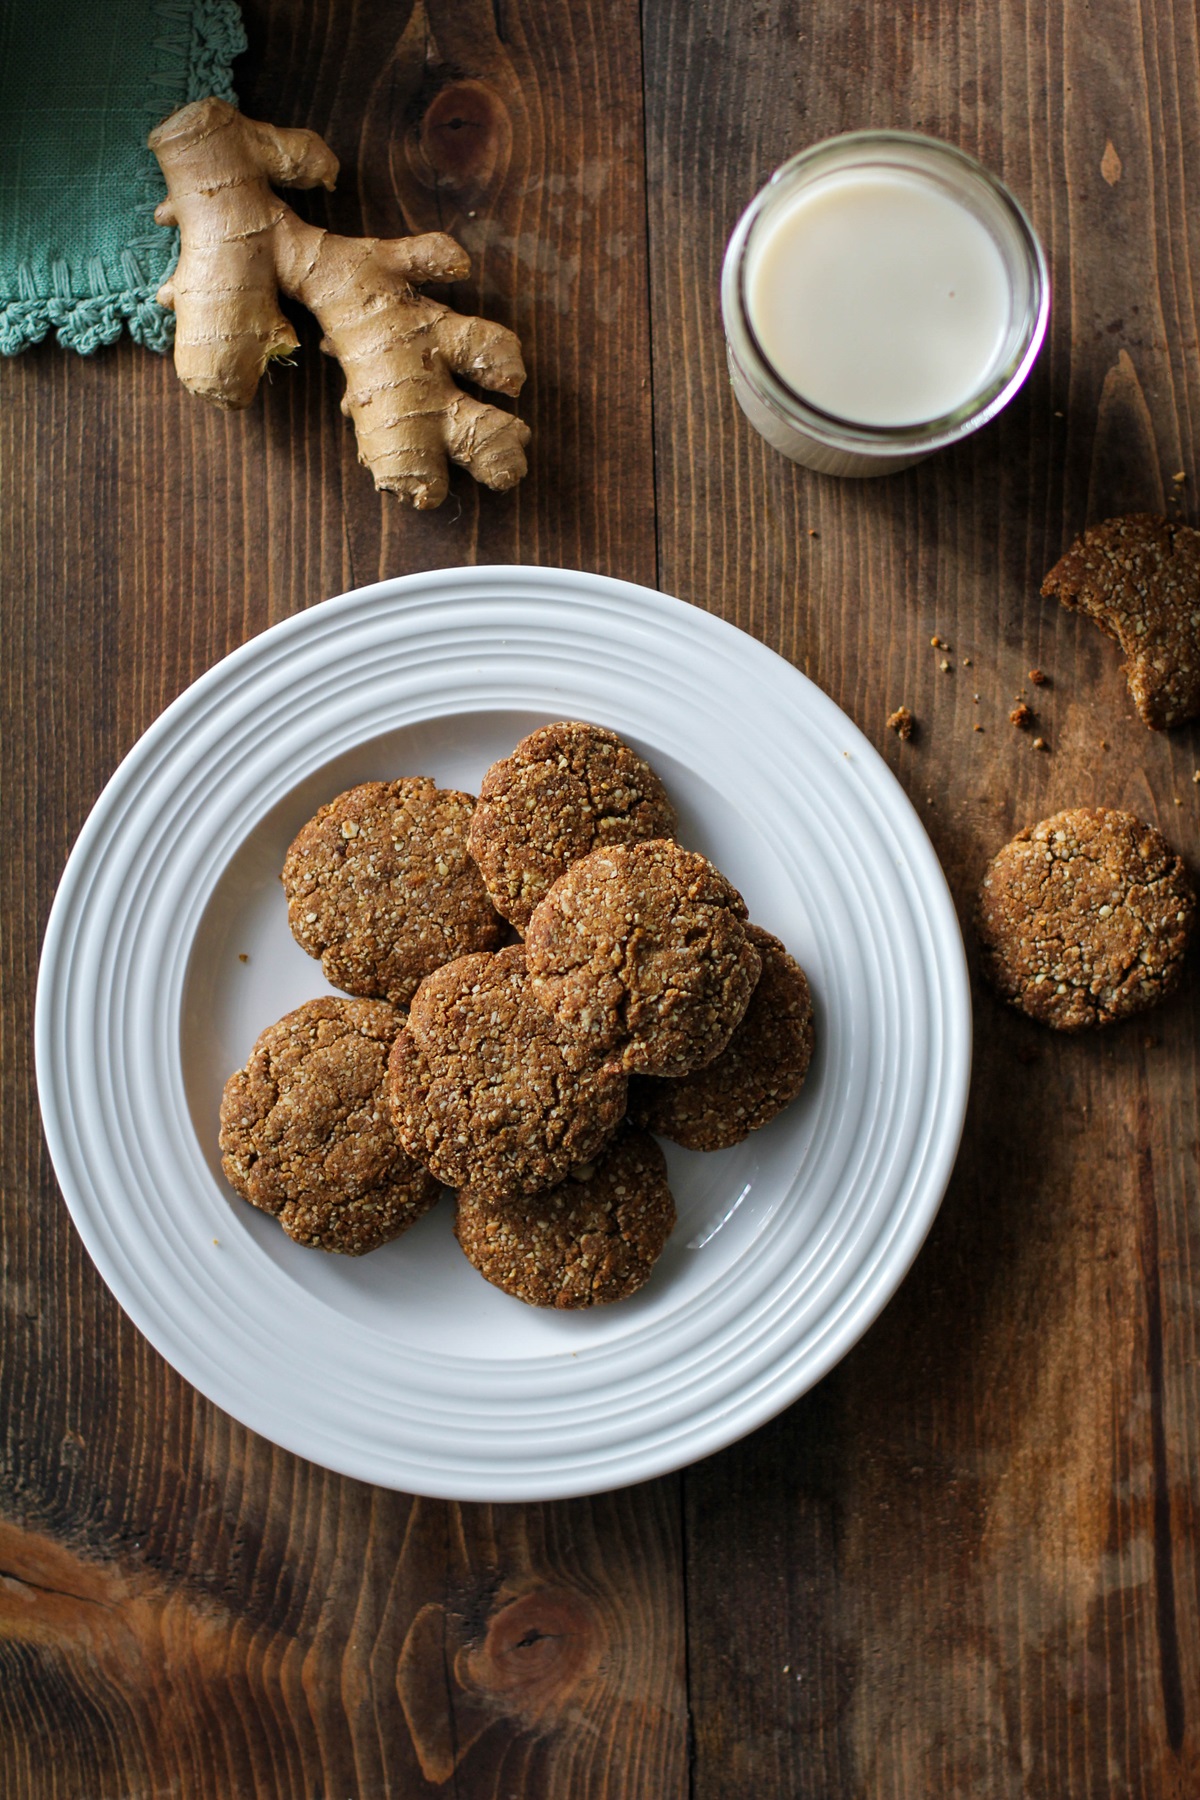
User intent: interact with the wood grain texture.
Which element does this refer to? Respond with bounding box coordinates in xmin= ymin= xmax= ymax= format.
xmin=4 ymin=0 xmax=1200 ymax=1796
xmin=643 ymin=1 xmax=1200 ymax=1796
xmin=0 ymin=4 xmax=684 ymax=1798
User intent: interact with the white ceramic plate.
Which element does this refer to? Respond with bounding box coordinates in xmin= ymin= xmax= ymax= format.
xmin=36 ymin=566 xmax=970 ymax=1500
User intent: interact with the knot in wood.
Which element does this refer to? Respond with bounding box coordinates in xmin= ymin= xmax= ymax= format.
xmin=461 ymin=1584 xmax=604 ymax=1718
xmin=418 ymin=80 xmax=511 ymax=194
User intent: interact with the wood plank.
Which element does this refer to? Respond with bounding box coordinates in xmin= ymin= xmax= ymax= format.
xmin=643 ymin=0 xmax=1200 ymax=1795
xmin=0 ymin=4 xmax=685 ymax=1796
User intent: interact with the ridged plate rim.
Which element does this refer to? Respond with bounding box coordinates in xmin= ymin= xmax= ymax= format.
xmin=35 ymin=565 xmax=971 ymax=1499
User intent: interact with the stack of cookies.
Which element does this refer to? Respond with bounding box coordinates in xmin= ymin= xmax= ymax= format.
xmin=219 ymin=723 xmax=816 ymax=1308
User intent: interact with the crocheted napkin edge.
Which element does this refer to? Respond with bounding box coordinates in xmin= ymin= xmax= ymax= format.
xmin=0 ymin=0 xmax=247 ymax=356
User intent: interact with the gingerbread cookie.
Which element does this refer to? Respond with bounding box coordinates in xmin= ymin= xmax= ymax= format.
xmin=975 ymin=807 xmax=1195 ymax=1031
xmin=525 ymin=839 xmax=761 ymax=1076
xmin=1041 ymin=514 xmax=1200 ymax=729
xmin=282 ymin=778 xmax=504 ymax=1007
xmin=219 ymin=997 xmax=439 ymax=1253
xmin=630 ymin=925 xmax=814 ymax=1149
xmin=387 ymin=945 xmax=628 ymax=1202
xmin=454 ymin=1125 xmax=675 ymax=1308
xmin=467 ymin=721 xmax=676 ymax=931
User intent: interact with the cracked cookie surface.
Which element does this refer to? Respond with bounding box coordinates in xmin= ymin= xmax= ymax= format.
xmin=219 ymin=997 xmax=439 ymax=1253
xmin=454 ymin=1125 xmax=675 ymax=1308
xmin=524 ymin=839 xmax=761 ymax=1076
xmin=975 ymin=808 xmax=1195 ymax=1031
xmin=1041 ymin=514 xmax=1200 ymax=729
xmin=283 ymin=778 xmax=505 ymax=1007
xmin=630 ymin=925 xmax=815 ymax=1149
xmin=387 ymin=945 xmax=628 ymax=1202
xmin=467 ymin=721 xmax=677 ymax=932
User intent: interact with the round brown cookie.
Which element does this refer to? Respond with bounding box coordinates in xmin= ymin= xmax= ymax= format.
xmin=467 ymin=721 xmax=676 ymax=931
xmin=387 ymin=945 xmax=628 ymax=1202
xmin=454 ymin=1126 xmax=676 ymax=1308
xmin=273 ymin=1183 xmax=437 ymax=1256
xmin=282 ymin=778 xmax=504 ymax=1008
xmin=975 ymin=808 xmax=1195 ymax=1031
xmin=629 ymin=925 xmax=815 ymax=1149
xmin=524 ymin=839 xmax=762 ymax=1077
xmin=219 ymin=997 xmax=439 ymax=1253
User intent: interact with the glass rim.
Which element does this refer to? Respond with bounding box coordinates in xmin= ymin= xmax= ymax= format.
xmin=721 ymin=129 xmax=1051 ymax=452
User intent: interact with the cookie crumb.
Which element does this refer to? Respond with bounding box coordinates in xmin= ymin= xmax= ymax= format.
xmin=887 ymin=706 xmax=915 ymax=740
xmin=930 ymin=634 xmax=947 ymax=649
xmin=939 ymin=659 xmax=952 ymax=673
xmin=1172 ymin=471 xmax=1186 ymax=483
xmin=808 ymin=527 xmax=819 ymax=537
xmin=238 ymin=952 xmax=248 ymax=963
xmin=1029 ymin=668 xmax=1047 ymax=685
xmin=1193 ymin=770 xmax=1199 ymax=783
xmin=1010 ymin=703 xmax=1034 ymax=728
xmin=973 ymin=723 xmax=984 ymax=732
xmin=1032 ymin=736 xmax=1048 ymax=750
xmin=1175 ymin=796 xmax=1183 ymax=805
xmin=963 ymin=656 xmax=973 ymax=667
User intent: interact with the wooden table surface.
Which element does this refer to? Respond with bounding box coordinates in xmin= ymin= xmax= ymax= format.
xmin=3 ymin=3 xmax=1199 ymax=1795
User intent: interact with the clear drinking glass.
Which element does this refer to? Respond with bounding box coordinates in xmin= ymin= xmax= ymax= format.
xmin=721 ymin=130 xmax=1050 ymax=478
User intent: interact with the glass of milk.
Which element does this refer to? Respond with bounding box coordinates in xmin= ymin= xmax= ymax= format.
xmin=722 ymin=131 xmax=1049 ymax=477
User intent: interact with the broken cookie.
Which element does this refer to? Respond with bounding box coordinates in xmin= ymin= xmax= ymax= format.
xmin=1041 ymin=514 xmax=1200 ymax=728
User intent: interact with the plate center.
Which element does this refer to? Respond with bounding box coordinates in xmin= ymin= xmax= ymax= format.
xmin=180 ymin=709 xmax=824 ymax=1356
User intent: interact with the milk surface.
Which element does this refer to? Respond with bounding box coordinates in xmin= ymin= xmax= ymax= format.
xmin=744 ymin=168 xmax=1012 ymax=427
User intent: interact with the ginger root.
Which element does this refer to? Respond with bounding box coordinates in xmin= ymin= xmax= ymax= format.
xmin=149 ymin=97 xmax=529 ymax=508
xmin=274 ymin=219 xmax=529 ymax=507
xmin=148 ymin=99 xmax=337 ymax=410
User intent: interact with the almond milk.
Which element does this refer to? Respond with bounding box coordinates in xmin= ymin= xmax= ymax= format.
xmin=743 ymin=168 xmax=1012 ymax=428
xmin=722 ymin=133 xmax=1049 ymax=477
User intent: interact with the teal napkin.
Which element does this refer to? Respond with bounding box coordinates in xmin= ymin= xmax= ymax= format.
xmin=0 ymin=0 xmax=245 ymax=354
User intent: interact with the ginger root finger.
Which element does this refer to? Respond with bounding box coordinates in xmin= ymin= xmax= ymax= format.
xmin=433 ymin=310 xmax=525 ymax=398
xmin=373 ymin=234 xmax=472 ymax=284
xmin=442 ymin=394 xmax=532 ymax=489
xmin=276 ymin=217 xmax=529 ymax=508
xmin=242 ymin=114 xmax=341 ymax=192
xmin=148 ymin=96 xmax=336 ymax=410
